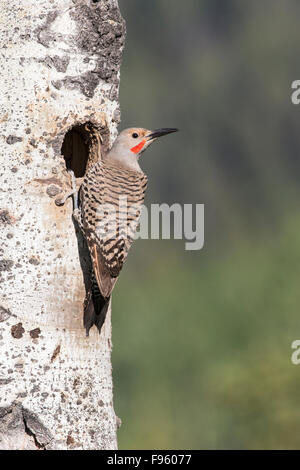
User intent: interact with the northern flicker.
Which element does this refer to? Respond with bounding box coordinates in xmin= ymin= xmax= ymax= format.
xmin=62 ymin=127 xmax=178 ymax=334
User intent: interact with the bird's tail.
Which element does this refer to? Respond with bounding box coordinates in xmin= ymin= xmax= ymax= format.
xmin=84 ymin=272 xmax=110 ymax=336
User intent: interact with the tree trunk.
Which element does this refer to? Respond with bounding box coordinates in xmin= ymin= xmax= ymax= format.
xmin=0 ymin=0 xmax=125 ymax=450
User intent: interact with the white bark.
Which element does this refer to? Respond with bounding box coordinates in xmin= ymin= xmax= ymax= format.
xmin=0 ymin=0 xmax=125 ymax=449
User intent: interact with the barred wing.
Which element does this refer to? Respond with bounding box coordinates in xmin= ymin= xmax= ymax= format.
xmin=80 ymin=161 xmax=147 ymax=298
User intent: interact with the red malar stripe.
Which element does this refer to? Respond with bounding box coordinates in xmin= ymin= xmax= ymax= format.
xmin=130 ymin=139 xmax=146 ymax=154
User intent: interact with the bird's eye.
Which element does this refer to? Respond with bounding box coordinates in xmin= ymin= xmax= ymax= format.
xmin=132 ymin=132 xmax=139 ymax=138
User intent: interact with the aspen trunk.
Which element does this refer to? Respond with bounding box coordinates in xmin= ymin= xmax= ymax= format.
xmin=0 ymin=0 xmax=125 ymax=449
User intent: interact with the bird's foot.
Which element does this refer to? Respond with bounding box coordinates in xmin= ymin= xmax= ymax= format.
xmin=55 ymin=170 xmax=78 ymax=209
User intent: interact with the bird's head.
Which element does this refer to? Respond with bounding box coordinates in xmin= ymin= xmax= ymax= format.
xmin=107 ymin=127 xmax=178 ymax=171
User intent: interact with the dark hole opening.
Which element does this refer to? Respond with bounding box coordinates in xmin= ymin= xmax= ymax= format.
xmin=61 ymin=124 xmax=91 ymax=178
xmin=61 ymin=122 xmax=109 ymax=178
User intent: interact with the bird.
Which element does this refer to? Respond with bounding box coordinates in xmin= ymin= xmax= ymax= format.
xmin=64 ymin=127 xmax=178 ymax=335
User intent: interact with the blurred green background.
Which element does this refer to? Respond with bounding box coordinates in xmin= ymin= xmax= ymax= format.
xmin=112 ymin=0 xmax=300 ymax=449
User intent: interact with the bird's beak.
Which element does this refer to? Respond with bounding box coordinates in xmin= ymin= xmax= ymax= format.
xmin=147 ymin=128 xmax=178 ymax=141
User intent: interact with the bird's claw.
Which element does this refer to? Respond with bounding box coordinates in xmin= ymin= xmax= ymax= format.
xmin=55 ymin=170 xmax=78 ymax=208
